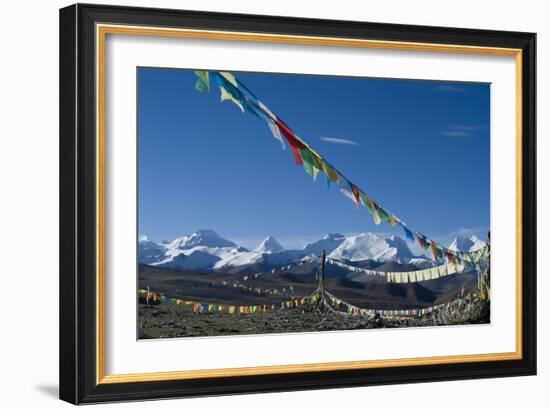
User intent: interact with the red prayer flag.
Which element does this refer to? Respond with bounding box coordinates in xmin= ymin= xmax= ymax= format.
xmin=275 ymin=118 xmax=305 ymax=165
xmin=289 ymin=145 xmax=303 ymax=165
xmin=446 ymin=251 xmax=457 ymax=266
xmin=416 ymin=234 xmax=427 ymax=249
xmin=351 ymin=184 xmax=360 ymax=208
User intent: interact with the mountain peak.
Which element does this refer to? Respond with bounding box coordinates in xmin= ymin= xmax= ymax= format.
xmin=324 ymin=233 xmax=344 ymax=240
xmin=389 ymin=235 xmax=405 ymax=243
xmin=328 ymin=232 xmax=413 ymax=263
xmin=449 ymin=235 xmax=486 ymax=252
xmin=194 ymin=229 xmax=220 ymax=237
xmin=169 ymin=229 xmax=237 ymax=250
xmin=255 ymin=235 xmax=284 ymax=254
xmin=301 ymin=233 xmax=346 ymax=255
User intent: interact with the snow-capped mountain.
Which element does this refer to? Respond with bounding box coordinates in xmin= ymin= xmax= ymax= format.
xmin=408 ymin=257 xmax=436 ymax=269
xmin=166 ymin=229 xmax=238 ymax=251
xmin=138 ymin=235 xmax=165 ymax=264
xmin=139 ymin=229 xmax=426 ymax=272
xmin=449 ymin=235 xmax=486 ymax=252
xmin=254 ymin=236 xmax=284 ymax=254
xmin=328 ymin=233 xmax=414 ymax=264
xmin=156 ymin=245 xmax=249 ymax=270
xmin=212 ymin=237 xmax=299 ymax=270
xmin=143 ymin=230 xmax=245 ymax=270
xmin=300 ymin=233 xmax=345 ymax=256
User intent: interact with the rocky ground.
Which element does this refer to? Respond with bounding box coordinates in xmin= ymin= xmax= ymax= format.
xmin=138 ymin=263 xmax=489 ymax=339
xmin=138 ymin=297 xmax=490 ymax=339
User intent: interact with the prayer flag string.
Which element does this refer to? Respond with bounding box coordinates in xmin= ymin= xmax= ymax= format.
xmin=193 ymin=70 xmax=490 ymax=263
xmin=326 ymin=255 xmax=487 ymax=283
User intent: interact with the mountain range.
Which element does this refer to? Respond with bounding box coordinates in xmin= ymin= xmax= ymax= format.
xmin=138 ymin=230 xmax=486 ymax=274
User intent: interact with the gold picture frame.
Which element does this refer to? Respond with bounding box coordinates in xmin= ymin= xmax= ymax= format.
xmin=60 ymin=4 xmax=536 ymax=404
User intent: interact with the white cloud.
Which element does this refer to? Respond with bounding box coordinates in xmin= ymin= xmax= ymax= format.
xmin=450 ymin=124 xmax=489 ymax=132
xmin=442 ymin=130 xmax=472 ymax=137
xmin=442 ymin=124 xmax=489 ymax=138
xmin=320 ymin=137 xmax=359 ymax=146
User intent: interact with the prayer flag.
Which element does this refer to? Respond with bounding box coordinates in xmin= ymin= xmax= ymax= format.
xmin=275 ymin=118 xmax=305 ymax=165
xmin=402 ymin=225 xmax=415 ymax=241
xmin=430 ymin=241 xmax=441 ymax=261
xmin=220 ymin=86 xmax=244 ymax=112
xmin=321 ymin=160 xmax=339 ymax=184
xmin=194 ymin=70 xmax=210 ymax=93
xmin=266 ymin=119 xmax=286 ymax=149
xmin=367 ymin=198 xmax=382 ymax=225
xmin=300 ymin=148 xmax=320 ymax=181
xmin=219 ymin=71 xmax=238 ymax=87
xmin=377 ymin=206 xmax=392 ymax=224
xmin=351 ymin=184 xmax=360 ymax=208
xmin=360 ymin=194 xmax=377 ymax=223
xmin=446 ymin=250 xmax=458 ymax=266
xmin=416 ymin=234 xmax=429 ymax=250
xmin=339 ymin=181 xmax=358 ymax=206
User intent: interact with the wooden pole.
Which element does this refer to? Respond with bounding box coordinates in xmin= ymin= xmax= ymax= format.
xmin=319 ymin=250 xmax=326 ymax=306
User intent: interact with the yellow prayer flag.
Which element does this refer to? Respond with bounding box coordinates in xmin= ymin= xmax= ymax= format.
xmin=220 ymin=86 xmax=244 ymax=112
xmin=220 ymin=72 xmax=238 ymax=87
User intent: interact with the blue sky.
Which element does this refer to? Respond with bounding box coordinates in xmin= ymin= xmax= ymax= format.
xmin=138 ymin=68 xmax=490 ymax=252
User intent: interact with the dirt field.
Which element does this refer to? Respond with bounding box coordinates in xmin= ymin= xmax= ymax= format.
xmin=138 ymin=297 xmax=489 ymax=339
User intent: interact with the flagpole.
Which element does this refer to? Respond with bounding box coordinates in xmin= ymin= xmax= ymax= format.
xmin=318 ymin=250 xmax=327 ymax=309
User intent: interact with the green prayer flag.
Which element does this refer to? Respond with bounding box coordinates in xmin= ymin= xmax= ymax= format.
xmin=302 ymin=160 xmax=314 ymax=177
xmin=194 ymin=70 xmax=210 ymax=93
xmin=363 ymin=196 xmax=382 ymax=225
xmin=377 ymin=206 xmax=393 ymax=224
xmin=299 ymin=148 xmax=314 ymax=166
xmin=299 ymin=148 xmax=319 ymax=180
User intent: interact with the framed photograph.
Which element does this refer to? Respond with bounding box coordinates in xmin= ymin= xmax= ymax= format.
xmin=59 ymin=3 xmax=536 ymax=404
